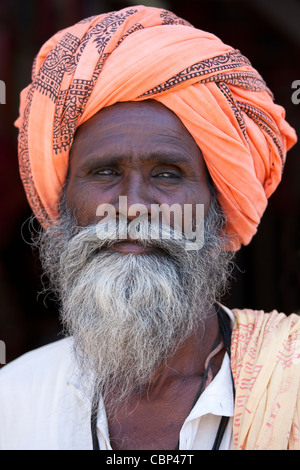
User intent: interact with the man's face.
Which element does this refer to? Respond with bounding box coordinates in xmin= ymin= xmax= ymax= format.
xmin=39 ymin=100 xmax=232 ymax=415
xmin=66 ymin=100 xmax=212 ymax=252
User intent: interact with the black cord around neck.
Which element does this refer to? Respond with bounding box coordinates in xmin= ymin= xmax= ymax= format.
xmin=91 ymin=304 xmax=234 ymax=450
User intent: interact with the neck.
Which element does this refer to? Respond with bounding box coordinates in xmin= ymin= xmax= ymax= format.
xmin=147 ymin=304 xmax=221 ymax=396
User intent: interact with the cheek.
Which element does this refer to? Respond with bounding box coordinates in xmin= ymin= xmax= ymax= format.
xmin=178 ymin=184 xmax=212 ymax=217
xmin=157 ymin=186 xmax=211 ymax=234
xmin=66 ymin=182 xmax=101 ymax=226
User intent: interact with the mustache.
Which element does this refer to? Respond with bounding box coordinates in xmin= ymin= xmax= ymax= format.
xmin=58 ymin=217 xmax=221 ymax=296
xmin=70 ymin=212 xmax=206 ymax=254
xmin=68 ymin=215 xmax=193 ymax=258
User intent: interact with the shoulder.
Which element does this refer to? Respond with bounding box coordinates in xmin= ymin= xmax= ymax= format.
xmin=231 ymin=307 xmax=300 ymax=335
xmin=0 ymin=337 xmax=74 ymax=390
xmin=0 ymin=338 xmax=91 ymax=450
xmin=229 ymin=308 xmax=300 ymax=449
xmin=230 ymin=307 xmax=300 ymax=369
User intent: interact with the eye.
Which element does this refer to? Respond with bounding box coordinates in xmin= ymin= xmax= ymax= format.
xmin=94 ymin=168 xmax=118 ymax=176
xmin=155 ymin=171 xmax=180 ymax=178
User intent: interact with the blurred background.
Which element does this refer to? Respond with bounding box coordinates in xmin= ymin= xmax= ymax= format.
xmin=0 ymin=0 xmax=299 ymax=364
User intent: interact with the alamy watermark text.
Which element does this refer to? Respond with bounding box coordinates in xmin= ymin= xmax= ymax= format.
xmin=0 ymin=80 xmax=5 ymax=104
xmin=291 ymin=80 xmax=300 ymax=105
xmin=0 ymin=340 xmax=6 ymax=364
xmin=96 ymin=196 xmax=205 ymax=251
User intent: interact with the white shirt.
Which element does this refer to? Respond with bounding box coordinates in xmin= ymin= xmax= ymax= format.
xmin=0 ymin=310 xmax=235 ymax=450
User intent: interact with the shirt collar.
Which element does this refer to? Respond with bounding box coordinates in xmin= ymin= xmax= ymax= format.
xmin=184 ymin=352 xmax=234 ymax=424
xmin=182 ymin=304 xmax=236 ymax=422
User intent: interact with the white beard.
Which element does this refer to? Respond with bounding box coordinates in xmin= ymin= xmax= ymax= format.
xmin=37 ymin=199 xmax=234 ymax=417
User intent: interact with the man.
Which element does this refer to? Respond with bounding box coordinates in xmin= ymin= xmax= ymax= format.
xmin=0 ymin=5 xmax=299 ymax=450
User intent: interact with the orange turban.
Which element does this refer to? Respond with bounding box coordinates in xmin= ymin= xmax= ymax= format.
xmin=15 ymin=5 xmax=297 ymax=250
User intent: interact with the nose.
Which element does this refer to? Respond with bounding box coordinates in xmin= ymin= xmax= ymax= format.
xmin=115 ymin=175 xmax=154 ymax=221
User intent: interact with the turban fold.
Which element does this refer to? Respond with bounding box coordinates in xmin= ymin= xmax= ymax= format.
xmin=15 ymin=5 xmax=297 ymax=250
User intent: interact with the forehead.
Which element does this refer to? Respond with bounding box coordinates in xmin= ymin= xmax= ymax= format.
xmin=70 ymin=100 xmax=204 ymax=172
xmin=74 ymin=100 xmax=192 ymax=139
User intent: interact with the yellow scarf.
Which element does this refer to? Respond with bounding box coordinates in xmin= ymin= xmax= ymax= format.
xmin=231 ymin=308 xmax=300 ymax=449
